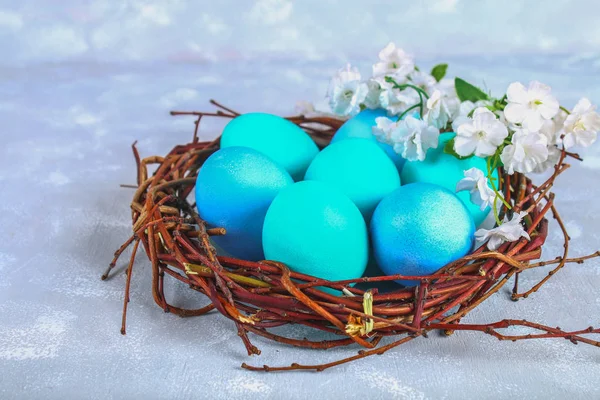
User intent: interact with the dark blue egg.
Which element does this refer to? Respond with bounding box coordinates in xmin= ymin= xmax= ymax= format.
xmin=195 ymin=146 xmax=293 ymax=260
xmin=331 ymin=109 xmax=407 ymax=171
xmin=370 ymin=183 xmax=475 ymax=286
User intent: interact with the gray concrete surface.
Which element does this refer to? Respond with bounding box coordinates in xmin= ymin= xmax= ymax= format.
xmin=1 ymin=56 xmax=599 ymax=399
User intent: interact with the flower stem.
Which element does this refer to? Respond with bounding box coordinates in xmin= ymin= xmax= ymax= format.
xmin=398 ymin=103 xmax=422 ymax=120
xmin=559 ymin=105 xmax=571 ymax=115
xmin=486 ymin=155 xmax=511 ymax=226
xmin=397 ymin=83 xmax=430 ymax=100
xmin=416 ymin=90 xmax=424 ymax=117
xmin=384 ymin=77 xmax=429 ymax=117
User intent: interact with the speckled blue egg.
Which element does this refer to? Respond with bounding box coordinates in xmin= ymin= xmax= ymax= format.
xmin=262 ymin=181 xmax=368 ymax=283
xmin=370 ymin=183 xmax=475 ymax=286
xmin=331 ymin=108 xmax=406 ymax=171
xmin=304 ymin=138 xmax=400 ymax=221
xmin=195 ymin=146 xmax=293 ymax=261
xmin=220 ymin=113 xmax=319 ymax=181
xmin=401 ymin=133 xmax=498 ymax=227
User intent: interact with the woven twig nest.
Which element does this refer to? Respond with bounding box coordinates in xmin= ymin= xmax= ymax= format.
xmin=104 ymin=100 xmax=600 ymax=372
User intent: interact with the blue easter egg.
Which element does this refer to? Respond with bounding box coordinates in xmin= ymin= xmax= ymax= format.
xmin=220 ymin=113 xmax=319 ymax=181
xmin=401 ymin=133 xmax=498 ymax=226
xmin=195 ymin=146 xmax=293 ymax=261
xmin=304 ymin=138 xmax=401 ymax=221
xmin=370 ymin=183 xmax=475 ymax=286
xmin=331 ymin=108 xmax=406 ymax=171
xmin=262 ymin=181 xmax=368 ymax=283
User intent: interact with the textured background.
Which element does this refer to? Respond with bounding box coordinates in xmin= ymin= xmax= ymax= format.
xmin=1 ymin=1 xmax=600 ymax=399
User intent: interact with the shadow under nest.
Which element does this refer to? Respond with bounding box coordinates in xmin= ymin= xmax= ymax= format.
xmin=103 ymin=100 xmax=600 ymax=372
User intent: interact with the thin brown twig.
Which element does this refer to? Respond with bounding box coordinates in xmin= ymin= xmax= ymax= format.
xmin=105 ymin=102 xmax=600 ymax=372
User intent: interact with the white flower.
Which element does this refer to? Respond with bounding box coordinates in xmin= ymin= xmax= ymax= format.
xmin=385 ymin=115 xmax=439 ymax=161
xmin=455 ymin=168 xmax=498 ymax=211
xmin=530 ymin=117 xmax=563 ymax=174
xmin=500 ymin=129 xmax=549 ymax=174
xmin=372 ymin=116 xmax=398 ymax=144
xmin=475 ymin=211 xmax=531 ymax=251
xmin=552 ymin=108 xmax=568 ymax=134
xmin=372 ymin=42 xmax=415 ymax=79
xmin=363 ymin=79 xmax=382 ymax=109
xmin=538 ymin=118 xmax=559 ymax=145
xmin=504 ymin=81 xmax=559 ymax=131
xmin=409 ymin=70 xmax=436 ymax=93
xmin=454 ymin=107 xmax=509 ymax=157
xmin=451 ymin=100 xmax=476 ymax=131
xmin=436 ymin=79 xmax=461 ymax=118
xmin=295 ymin=101 xmax=338 ymax=119
xmin=451 ymin=100 xmax=493 ymax=132
xmin=532 ymin=145 xmax=561 ymax=174
xmin=424 ymin=89 xmax=459 ymax=129
xmin=561 ymin=97 xmax=600 ymax=149
xmin=378 ymin=84 xmax=421 ymax=116
xmin=327 ymin=64 xmax=368 ymax=116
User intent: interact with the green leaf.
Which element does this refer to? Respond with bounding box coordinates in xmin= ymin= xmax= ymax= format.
xmin=455 ymin=77 xmax=490 ymax=102
xmin=430 ymin=64 xmax=448 ymax=82
xmin=443 ymin=138 xmax=473 ymax=160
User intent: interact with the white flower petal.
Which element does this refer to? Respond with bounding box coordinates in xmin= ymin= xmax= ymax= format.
xmin=453 ymin=107 xmax=507 ymax=158
xmin=327 ymin=64 xmax=368 ymax=116
xmin=504 ymin=103 xmax=527 ymax=124
xmin=386 ymin=116 xmax=439 ymax=161
xmin=500 ymin=130 xmax=549 ymax=174
xmin=507 ymin=82 xmax=528 ymax=104
xmin=476 ymin=211 xmax=530 ymax=250
xmin=561 ymin=97 xmax=600 ymax=149
xmin=456 ymin=168 xmax=497 ymax=211
xmin=505 ymin=80 xmax=558 ymax=131
xmin=454 ymin=134 xmax=478 ymax=157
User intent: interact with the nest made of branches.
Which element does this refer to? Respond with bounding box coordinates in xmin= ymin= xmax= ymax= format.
xmin=103 ymin=100 xmax=600 ymax=372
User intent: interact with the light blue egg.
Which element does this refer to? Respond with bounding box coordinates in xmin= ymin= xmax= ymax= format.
xmin=331 ymin=108 xmax=411 ymax=172
xmin=304 ymin=138 xmax=401 ymax=221
xmin=401 ymin=133 xmax=498 ymax=227
xmin=370 ymin=183 xmax=475 ymax=287
xmin=220 ymin=113 xmax=319 ymax=181
xmin=195 ymin=146 xmax=293 ymax=261
xmin=262 ymin=181 xmax=368 ymax=284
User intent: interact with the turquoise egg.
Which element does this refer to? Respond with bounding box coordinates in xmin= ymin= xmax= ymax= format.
xmin=262 ymin=181 xmax=368 ymax=283
xmin=304 ymin=138 xmax=401 ymax=221
xmin=331 ymin=108 xmax=406 ymax=171
xmin=220 ymin=113 xmax=319 ymax=181
xmin=370 ymin=183 xmax=475 ymax=287
xmin=401 ymin=133 xmax=497 ymax=226
xmin=195 ymin=146 xmax=293 ymax=261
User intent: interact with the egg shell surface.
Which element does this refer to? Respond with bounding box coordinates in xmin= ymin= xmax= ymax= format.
xmin=401 ymin=132 xmax=497 ymax=226
xmin=370 ymin=182 xmax=475 ymax=286
xmin=262 ymin=181 xmax=368 ymax=282
xmin=304 ymin=138 xmax=401 ymax=221
xmin=195 ymin=146 xmax=293 ymax=261
xmin=220 ymin=112 xmax=319 ymax=181
xmin=331 ymin=108 xmax=407 ymax=171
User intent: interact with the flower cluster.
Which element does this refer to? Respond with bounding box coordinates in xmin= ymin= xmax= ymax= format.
xmin=327 ymin=42 xmax=461 ymax=161
xmin=327 ymin=42 xmax=600 ymax=171
xmin=326 ymin=43 xmax=600 ymax=250
xmin=372 ymin=115 xmax=439 ymax=161
xmin=452 ymin=81 xmax=600 ymax=175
